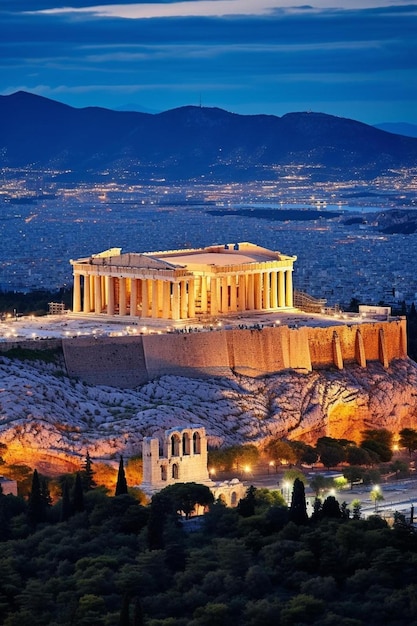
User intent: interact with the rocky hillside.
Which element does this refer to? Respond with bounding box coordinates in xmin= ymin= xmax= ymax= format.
xmin=1 ymin=354 xmax=417 ymax=474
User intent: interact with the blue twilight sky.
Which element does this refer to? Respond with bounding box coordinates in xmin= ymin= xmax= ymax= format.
xmin=1 ymin=0 xmax=416 ymax=124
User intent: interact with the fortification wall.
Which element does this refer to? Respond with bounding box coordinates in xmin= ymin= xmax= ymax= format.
xmin=226 ymin=327 xmax=287 ymax=377
xmin=62 ymin=335 xmax=148 ymax=388
xmin=288 ymin=326 xmax=313 ymax=370
xmin=0 ymin=338 xmax=62 ymax=353
xmin=2 ymin=318 xmax=406 ymax=387
xmin=307 ymin=319 xmax=406 ymax=368
xmin=143 ymin=331 xmax=231 ymax=380
xmin=227 ymin=326 xmax=312 ymax=376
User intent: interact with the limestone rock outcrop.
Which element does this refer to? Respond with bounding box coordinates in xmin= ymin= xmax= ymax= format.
xmin=1 ymin=355 xmax=417 ymax=472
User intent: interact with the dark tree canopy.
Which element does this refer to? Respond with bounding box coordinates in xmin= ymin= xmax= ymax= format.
xmin=115 ymin=456 xmax=128 ymax=496
xmin=321 ymin=495 xmax=342 ymax=519
xmin=289 ymin=477 xmax=308 ymax=525
xmin=360 ymin=428 xmax=393 ymax=463
xmin=316 ymin=437 xmax=346 ymax=468
xmin=27 ymin=469 xmax=46 ymax=526
xmin=399 ymin=428 xmax=417 ymax=456
xmin=237 ymin=485 xmax=257 ymax=517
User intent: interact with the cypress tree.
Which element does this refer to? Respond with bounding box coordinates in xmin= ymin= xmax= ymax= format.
xmin=115 ymin=456 xmax=128 ymax=496
xmin=27 ymin=469 xmax=44 ymax=526
xmin=289 ymin=477 xmax=309 ymax=525
xmin=72 ymin=472 xmax=85 ymax=513
xmin=81 ymin=451 xmax=96 ymax=491
xmin=237 ymin=485 xmax=257 ymax=517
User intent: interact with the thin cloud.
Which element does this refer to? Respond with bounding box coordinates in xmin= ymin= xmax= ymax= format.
xmin=30 ymin=0 xmax=405 ymax=20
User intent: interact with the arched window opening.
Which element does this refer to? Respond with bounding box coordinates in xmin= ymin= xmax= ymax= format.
xmin=193 ymin=432 xmax=201 ymax=454
xmin=161 ymin=465 xmax=167 ymax=481
xmin=183 ymin=432 xmax=191 ymax=455
xmin=231 ymin=491 xmax=238 ymax=506
xmin=171 ymin=434 xmax=180 ymax=456
xmin=172 ymin=463 xmax=179 ymax=479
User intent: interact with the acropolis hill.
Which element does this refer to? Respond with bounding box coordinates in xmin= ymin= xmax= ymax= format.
xmin=64 ymin=242 xmax=407 ymax=385
xmin=0 ymin=242 xmax=416 ymax=471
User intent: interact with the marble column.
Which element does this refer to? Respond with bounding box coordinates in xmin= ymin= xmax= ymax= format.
xmin=162 ymin=281 xmax=171 ymax=318
xmin=238 ymin=274 xmax=246 ymax=311
xmin=188 ymin=278 xmax=195 ymax=318
xmin=119 ymin=277 xmax=127 ymax=316
xmin=94 ymin=275 xmax=102 ymax=313
xmin=221 ymin=276 xmax=228 ymax=313
xmin=180 ymin=280 xmax=188 ymax=319
xmin=285 ymin=270 xmax=293 ymax=307
xmin=83 ymin=275 xmax=91 ymax=313
xmin=101 ymin=276 xmax=107 ymax=308
xmin=141 ymin=279 xmax=149 ymax=317
xmin=278 ymin=271 xmax=285 ymax=308
xmin=230 ymin=276 xmax=237 ymax=312
xmin=157 ymin=280 xmax=164 ymax=318
xmin=73 ymin=273 xmax=81 ymax=312
xmin=263 ymin=271 xmax=271 ymax=309
xmin=172 ymin=281 xmax=180 ymax=320
xmin=247 ymin=274 xmax=255 ymax=310
xmin=130 ymin=278 xmax=138 ymax=317
xmin=107 ymin=276 xmax=115 ymax=315
xmin=271 ymin=271 xmax=278 ymax=309
xmin=200 ymin=276 xmax=208 ymax=313
xmin=89 ymin=273 xmax=95 ymax=310
xmin=152 ymin=280 xmax=159 ymax=318
xmin=210 ymin=277 xmax=219 ymax=315
xmin=254 ymin=273 xmax=262 ymax=310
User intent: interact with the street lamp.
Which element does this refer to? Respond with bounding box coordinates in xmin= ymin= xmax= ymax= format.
xmin=283 ymin=480 xmax=292 ymax=505
xmin=370 ymin=485 xmax=383 ymax=514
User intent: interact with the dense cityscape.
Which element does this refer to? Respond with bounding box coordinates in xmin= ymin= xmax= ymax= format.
xmin=1 ymin=166 xmax=417 ymax=309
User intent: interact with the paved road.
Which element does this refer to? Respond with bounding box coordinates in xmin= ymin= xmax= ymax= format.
xmin=237 ymin=469 xmax=417 ymax=520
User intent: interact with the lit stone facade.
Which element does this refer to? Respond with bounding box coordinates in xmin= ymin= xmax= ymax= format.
xmin=70 ymin=242 xmax=297 ymax=321
xmin=141 ymin=425 xmax=246 ymax=507
xmin=141 ymin=425 xmax=212 ymax=491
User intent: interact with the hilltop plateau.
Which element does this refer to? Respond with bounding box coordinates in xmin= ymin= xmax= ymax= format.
xmin=1 ymin=91 xmax=417 ymax=182
xmin=1 ymin=353 xmax=417 ymax=475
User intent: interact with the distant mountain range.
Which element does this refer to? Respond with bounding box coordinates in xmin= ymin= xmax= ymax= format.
xmin=374 ymin=122 xmax=417 ymax=139
xmin=1 ymin=91 xmax=417 ymax=182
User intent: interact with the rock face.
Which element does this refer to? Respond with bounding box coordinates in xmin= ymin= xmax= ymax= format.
xmin=1 ymin=355 xmax=417 ymax=472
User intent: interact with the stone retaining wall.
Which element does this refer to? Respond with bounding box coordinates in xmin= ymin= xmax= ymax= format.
xmin=2 ymin=319 xmax=407 ymax=387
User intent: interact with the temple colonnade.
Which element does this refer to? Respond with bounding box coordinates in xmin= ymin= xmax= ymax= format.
xmin=72 ymin=267 xmax=294 ymax=320
xmin=70 ymin=243 xmax=297 ymax=321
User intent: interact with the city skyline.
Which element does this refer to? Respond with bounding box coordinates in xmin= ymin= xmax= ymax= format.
xmin=1 ymin=0 xmax=416 ymax=125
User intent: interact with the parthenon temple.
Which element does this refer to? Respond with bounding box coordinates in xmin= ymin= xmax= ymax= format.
xmin=70 ymin=242 xmax=297 ymax=321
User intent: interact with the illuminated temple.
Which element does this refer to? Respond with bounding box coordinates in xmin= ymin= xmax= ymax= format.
xmin=70 ymin=242 xmax=297 ymax=321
